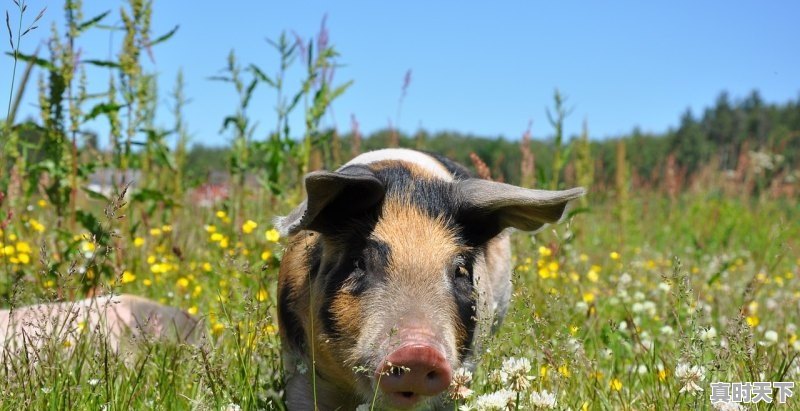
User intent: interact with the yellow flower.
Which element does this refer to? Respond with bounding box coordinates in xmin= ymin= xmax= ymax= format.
xmin=257 ymin=288 xmax=269 ymax=302
xmin=29 ymin=219 xmax=45 ymax=232
xmin=570 ymin=325 xmax=579 ymax=336
xmin=187 ymin=306 xmax=198 ymax=315
xmin=133 ymin=237 xmax=145 ymax=247
xmin=242 ymin=220 xmax=258 ymax=234
xmin=215 ymin=210 xmax=227 ymax=219
xmin=121 ymin=271 xmax=136 ymax=284
xmin=37 ymin=199 xmax=47 ymax=208
xmin=657 ymin=369 xmax=668 ymax=382
xmin=210 ymin=233 xmax=224 ymax=242
xmin=176 ymin=277 xmax=190 ymax=289
xmin=80 ymin=241 xmax=96 ymax=253
xmin=582 ymin=292 xmax=595 ymax=303
xmin=610 ymin=251 xmax=620 ymax=260
xmin=579 ymin=253 xmax=588 ymax=262
xmin=147 ymin=255 xmax=156 ymax=264
xmin=15 ymin=241 xmax=32 ymax=254
xmin=204 ymin=224 xmax=217 ymax=233
xmin=149 ymin=227 xmax=162 ymax=237
xmin=548 ymin=261 xmax=559 ymax=273
xmin=212 ymin=322 xmax=225 ymax=335
xmin=539 ymin=365 xmax=549 ymax=379
xmin=17 ymin=253 xmax=30 ymax=264
xmin=161 ymin=224 xmax=173 ymax=232
xmin=610 ymin=378 xmax=623 ymax=391
xmin=538 ymin=246 xmax=552 ymax=257
xmin=43 ymin=279 xmax=55 ymax=288
xmin=587 ymin=266 xmax=600 ymax=283
xmin=746 ymin=315 xmax=760 ymax=327
xmin=265 ymin=228 xmax=281 ymax=243
xmin=202 ymin=262 xmax=212 ymax=272
xmin=2 ymin=245 xmax=14 ymax=256
xmin=558 ymin=364 xmax=571 ymax=378
xmin=143 ymin=279 xmax=152 ymax=287
xmin=219 ymin=237 xmax=229 ymax=249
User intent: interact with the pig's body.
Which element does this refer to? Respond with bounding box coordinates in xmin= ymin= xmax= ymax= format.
xmin=277 ymin=149 xmax=583 ymax=410
xmin=0 ymin=294 xmax=202 ymax=362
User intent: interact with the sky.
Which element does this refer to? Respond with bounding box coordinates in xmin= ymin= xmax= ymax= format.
xmin=2 ymin=1 xmax=799 ymax=148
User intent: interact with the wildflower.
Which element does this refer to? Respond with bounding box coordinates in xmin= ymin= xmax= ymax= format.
xmin=675 ymin=363 xmax=706 ymax=394
xmin=712 ymin=401 xmax=745 ymax=411
xmin=143 ymin=279 xmax=152 ymax=286
xmin=17 ymin=253 xmax=31 ymax=264
xmin=586 ymin=266 xmax=599 ymax=283
xmin=149 ymin=227 xmax=162 ymax=237
xmin=29 ymin=218 xmax=45 ymax=232
xmin=660 ymin=325 xmax=674 ymax=335
xmin=176 ymin=277 xmax=190 ymax=289
xmin=16 ymin=241 xmax=32 ymax=254
xmin=87 ymin=378 xmax=100 ymax=386
xmin=609 ymin=378 xmax=623 ymax=391
xmin=746 ymin=315 xmax=760 ymax=327
xmin=700 ymin=327 xmax=717 ymax=341
xmin=528 ymin=389 xmax=556 ymax=409
xmin=221 ymin=404 xmax=241 ymax=411
xmin=242 ymin=220 xmax=258 ymax=234
xmin=261 ymin=250 xmax=272 ymax=261
xmin=257 ymin=288 xmax=269 ymax=302
xmin=355 ymin=405 xmax=371 ymax=411
xmin=188 ymin=306 xmax=198 ymax=315
xmin=265 ymin=228 xmax=281 ymax=243
xmin=121 ymin=271 xmax=136 ymax=284
xmin=474 ymin=389 xmax=514 ymax=410
xmin=161 ymin=224 xmax=172 ymax=232
xmin=37 ymin=199 xmax=47 ymax=208
xmin=210 ymin=232 xmax=224 ymax=242
xmin=558 ymin=364 xmax=571 ymax=378
xmin=215 ymin=210 xmax=227 ymax=219
xmin=212 ymin=322 xmax=225 ymax=335
xmin=760 ymin=330 xmax=779 ymax=346
xmin=610 ymin=251 xmax=620 ymax=260
xmin=500 ymin=357 xmax=533 ymax=391
xmin=448 ymin=367 xmax=473 ymax=400
xmin=582 ymin=292 xmax=595 ymax=303
xmin=133 ymin=237 xmax=145 ymax=247
xmin=538 ymin=246 xmax=552 ymax=257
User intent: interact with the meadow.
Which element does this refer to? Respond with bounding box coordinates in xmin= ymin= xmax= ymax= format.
xmin=2 ymin=1 xmax=800 ymax=410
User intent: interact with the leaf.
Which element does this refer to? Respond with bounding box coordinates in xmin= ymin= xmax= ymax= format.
xmin=146 ymin=25 xmax=179 ymax=47
xmin=248 ymin=64 xmax=276 ymax=87
xmin=81 ymin=186 xmax=112 ymax=202
xmin=5 ymin=51 xmax=54 ymax=70
xmin=84 ymin=102 xmax=124 ymax=122
xmin=78 ymin=10 xmax=110 ymax=32
xmin=83 ymin=59 xmax=121 ymax=69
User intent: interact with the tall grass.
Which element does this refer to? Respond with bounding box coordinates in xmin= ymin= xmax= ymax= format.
xmin=1 ymin=1 xmax=799 ymax=410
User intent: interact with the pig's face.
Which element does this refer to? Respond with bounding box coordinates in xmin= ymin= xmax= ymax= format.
xmin=277 ymin=149 xmax=584 ymax=409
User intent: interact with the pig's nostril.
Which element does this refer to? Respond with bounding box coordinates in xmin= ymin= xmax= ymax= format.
xmin=400 ymin=391 xmax=414 ymax=398
xmin=426 ymin=370 xmax=438 ymax=380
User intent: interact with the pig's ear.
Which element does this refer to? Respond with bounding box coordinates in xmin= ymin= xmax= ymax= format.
xmin=275 ymin=165 xmax=385 ymax=236
xmin=457 ymin=179 xmax=585 ymax=238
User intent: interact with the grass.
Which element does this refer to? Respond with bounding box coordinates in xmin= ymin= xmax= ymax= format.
xmin=0 ymin=191 xmax=798 ymax=410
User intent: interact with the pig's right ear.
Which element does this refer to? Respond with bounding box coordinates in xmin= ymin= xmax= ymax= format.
xmin=275 ymin=165 xmax=385 ymax=236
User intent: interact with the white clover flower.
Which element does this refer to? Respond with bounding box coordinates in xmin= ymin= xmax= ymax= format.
xmin=474 ymin=389 xmax=515 ymax=411
xmin=712 ymin=400 xmax=745 ymax=411
xmin=658 ymin=282 xmax=671 ymax=292
xmin=675 ymin=363 xmax=706 ymax=394
xmin=660 ymin=325 xmax=674 ymax=335
xmin=221 ymin=404 xmax=242 ymax=411
xmin=699 ymin=327 xmax=717 ymax=341
xmin=528 ymin=389 xmax=557 ymax=409
xmin=760 ymin=330 xmax=779 ymax=346
xmin=449 ymin=367 xmax=474 ymax=400
xmin=619 ymin=273 xmax=632 ymax=285
xmin=87 ymin=378 xmax=101 ymax=386
xmin=500 ymin=357 xmax=533 ymax=391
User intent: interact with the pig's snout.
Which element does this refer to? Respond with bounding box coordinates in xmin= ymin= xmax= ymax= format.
xmin=377 ymin=342 xmax=452 ymax=408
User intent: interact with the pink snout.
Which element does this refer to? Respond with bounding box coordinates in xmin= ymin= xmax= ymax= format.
xmin=377 ymin=343 xmax=452 ymax=408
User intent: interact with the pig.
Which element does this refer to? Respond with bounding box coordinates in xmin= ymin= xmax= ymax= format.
xmin=0 ymin=294 xmax=203 ymax=363
xmin=276 ymin=148 xmax=584 ymax=410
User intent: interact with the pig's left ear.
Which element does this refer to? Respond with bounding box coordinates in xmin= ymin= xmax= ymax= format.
xmin=275 ymin=165 xmax=385 ymax=236
xmin=457 ymin=179 xmax=585 ymax=237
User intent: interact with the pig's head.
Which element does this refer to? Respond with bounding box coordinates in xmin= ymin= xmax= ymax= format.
xmin=277 ymin=157 xmax=583 ymax=409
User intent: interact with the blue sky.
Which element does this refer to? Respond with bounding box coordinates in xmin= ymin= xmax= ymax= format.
xmin=2 ymin=1 xmax=798 ymax=147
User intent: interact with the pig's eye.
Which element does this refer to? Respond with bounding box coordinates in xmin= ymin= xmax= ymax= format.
xmin=353 ymin=257 xmax=366 ymax=272
xmin=455 ymin=265 xmax=470 ymax=278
